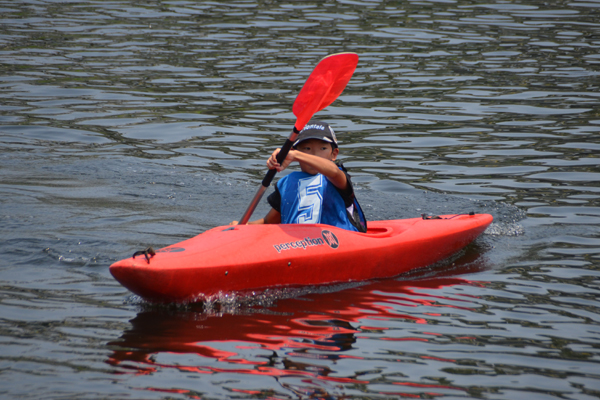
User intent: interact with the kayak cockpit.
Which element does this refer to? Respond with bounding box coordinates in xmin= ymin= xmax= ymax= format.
xmin=363 ymin=226 xmax=394 ymax=237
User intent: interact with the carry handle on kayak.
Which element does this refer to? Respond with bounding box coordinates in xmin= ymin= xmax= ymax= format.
xmin=238 ymin=53 xmax=359 ymax=225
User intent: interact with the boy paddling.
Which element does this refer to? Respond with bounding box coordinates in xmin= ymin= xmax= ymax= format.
xmin=232 ymin=121 xmax=366 ymax=232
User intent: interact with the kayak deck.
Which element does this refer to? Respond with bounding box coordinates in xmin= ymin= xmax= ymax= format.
xmin=110 ymin=213 xmax=493 ymax=303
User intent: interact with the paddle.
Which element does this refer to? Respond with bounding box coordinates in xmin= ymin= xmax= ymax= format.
xmin=238 ymin=52 xmax=359 ymax=225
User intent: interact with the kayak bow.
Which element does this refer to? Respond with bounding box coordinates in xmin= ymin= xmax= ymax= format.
xmin=109 ymin=213 xmax=493 ymax=303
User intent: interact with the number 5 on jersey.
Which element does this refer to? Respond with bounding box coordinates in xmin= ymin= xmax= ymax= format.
xmin=296 ymin=175 xmax=324 ymax=224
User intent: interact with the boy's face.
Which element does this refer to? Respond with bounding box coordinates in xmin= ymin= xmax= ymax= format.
xmin=295 ymin=138 xmax=339 ymax=174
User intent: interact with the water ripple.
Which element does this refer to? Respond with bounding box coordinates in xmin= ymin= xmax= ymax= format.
xmin=1 ymin=0 xmax=600 ymax=398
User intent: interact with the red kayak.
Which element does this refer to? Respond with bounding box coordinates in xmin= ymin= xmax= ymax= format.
xmin=109 ymin=213 xmax=493 ymax=303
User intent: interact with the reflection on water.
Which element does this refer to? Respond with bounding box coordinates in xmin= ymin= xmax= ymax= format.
xmin=108 ymin=264 xmax=487 ymax=397
xmin=1 ymin=0 xmax=599 ymax=399
xmin=106 ymin=258 xmax=599 ymax=398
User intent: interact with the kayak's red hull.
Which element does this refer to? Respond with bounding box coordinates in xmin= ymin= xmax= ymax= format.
xmin=109 ymin=213 xmax=493 ymax=303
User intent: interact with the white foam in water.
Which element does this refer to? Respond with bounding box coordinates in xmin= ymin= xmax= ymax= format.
xmin=485 ymin=222 xmax=525 ymax=236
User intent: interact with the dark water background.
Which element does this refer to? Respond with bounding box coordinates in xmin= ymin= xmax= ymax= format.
xmin=1 ymin=1 xmax=599 ymax=399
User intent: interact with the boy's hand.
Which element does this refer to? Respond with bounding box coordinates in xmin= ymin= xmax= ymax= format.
xmin=267 ymin=148 xmax=294 ymax=172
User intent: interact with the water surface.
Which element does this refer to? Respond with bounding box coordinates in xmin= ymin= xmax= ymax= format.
xmin=1 ymin=1 xmax=599 ymax=399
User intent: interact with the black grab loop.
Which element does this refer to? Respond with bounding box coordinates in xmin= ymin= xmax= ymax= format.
xmin=422 ymin=211 xmax=476 ymax=220
xmin=133 ymin=247 xmax=155 ymax=264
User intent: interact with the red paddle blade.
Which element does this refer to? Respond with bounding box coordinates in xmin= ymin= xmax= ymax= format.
xmin=292 ymin=53 xmax=358 ymax=131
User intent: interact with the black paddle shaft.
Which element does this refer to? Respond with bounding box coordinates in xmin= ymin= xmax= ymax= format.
xmin=238 ymin=127 xmax=299 ymax=225
xmin=261 ymin=137 xmax=294 ymax=187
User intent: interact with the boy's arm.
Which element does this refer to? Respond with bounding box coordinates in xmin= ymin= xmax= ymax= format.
xmin=230 ymin=208 xmax=281 ymax=226
xmin=253 ymin=208 xmax=281 ymax=224
xmin=268 ymin=149 xmax=348 ymax=191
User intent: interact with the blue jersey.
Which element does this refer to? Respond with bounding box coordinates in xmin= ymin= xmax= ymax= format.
xmin=267 ymin=167 xmax=365 ymax=232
